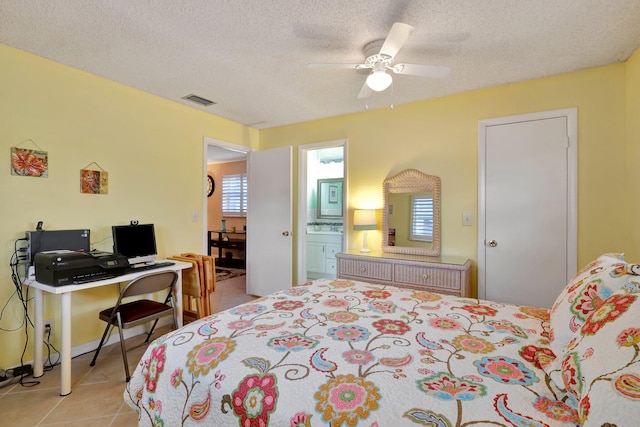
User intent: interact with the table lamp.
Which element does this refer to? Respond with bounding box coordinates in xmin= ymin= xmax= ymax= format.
xmin=353 ymin=209 xmax=377 ymax=253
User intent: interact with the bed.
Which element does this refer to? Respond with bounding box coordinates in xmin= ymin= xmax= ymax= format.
xmin=125 ymin=254 xmax=640 ymax=426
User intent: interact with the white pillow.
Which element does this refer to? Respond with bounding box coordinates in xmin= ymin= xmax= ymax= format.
xmin=559 ymin=287 xmax=640 ymax=426
xmin=548 ymin=254 xmax=636 ymax=356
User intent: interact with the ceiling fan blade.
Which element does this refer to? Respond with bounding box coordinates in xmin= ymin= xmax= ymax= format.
xmin=307 ymin=63 xmax=364 ymax=70
xmin=394 ymin=63 xmax=451 ymax=78
xmin=357 ymin=82 xmax=372 ymax=99
xmin=379 ymin=22 xmax=414 ymax=58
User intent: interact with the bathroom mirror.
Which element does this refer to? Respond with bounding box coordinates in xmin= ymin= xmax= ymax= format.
xmin=382 ymin=169 xmax=441 ymax=256
xmin=317 ymin=178 xmax=343 ymax=219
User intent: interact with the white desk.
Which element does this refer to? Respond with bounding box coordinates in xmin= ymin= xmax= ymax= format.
xmin=25 ymin=260 xmax=191 ymax=396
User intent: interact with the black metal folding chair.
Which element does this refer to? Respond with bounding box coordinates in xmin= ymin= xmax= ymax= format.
xmin=89 ymin=270 xmax=178 ymax=381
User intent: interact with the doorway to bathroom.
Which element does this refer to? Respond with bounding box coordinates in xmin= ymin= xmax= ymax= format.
xmin=297 ymin=140 xmax=347 ymax=283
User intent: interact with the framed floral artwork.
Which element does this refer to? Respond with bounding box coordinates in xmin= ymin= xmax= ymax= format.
xmin=81 ymin=168 xmax=109 ymax=194
xmin=11 ymin=147 xmax=48 ymax=177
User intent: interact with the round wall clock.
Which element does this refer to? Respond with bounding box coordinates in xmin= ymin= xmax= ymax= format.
xmin=207 ymin=175 xmax=215 ymax=197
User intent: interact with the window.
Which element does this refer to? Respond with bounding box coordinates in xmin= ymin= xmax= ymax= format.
xmin=410 ymin=194 xmax=433 ymax=242
xmin=221 ymin=173 xmax=247 ymax=217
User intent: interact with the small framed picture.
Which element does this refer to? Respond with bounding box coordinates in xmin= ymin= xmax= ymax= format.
xmin=81 ymin=169 xmax=109 ymax=194
xmin=11 ymin=147 xmax=48 ymax=177
xmin=328 ymin=185 xmax=338 ymax=203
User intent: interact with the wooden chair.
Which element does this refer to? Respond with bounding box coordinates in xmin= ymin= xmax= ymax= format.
xmin=168 ymin=256 xmax=206 ymax=323
xmin=90 ymin=270 xmax=178 ymax=381
xmin=181 ymin=253 xmax=216 ymax=315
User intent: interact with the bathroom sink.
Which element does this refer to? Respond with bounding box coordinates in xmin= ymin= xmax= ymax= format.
xmin=307 ymin=230 xmax=343 ymax=235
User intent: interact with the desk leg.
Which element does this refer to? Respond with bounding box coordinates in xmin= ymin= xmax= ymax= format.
xmin=33 ymin=288 xmax=44 ymax=378
xmin=60 ymin=293 xmax=72 ymax=396
xmin=175 ymin=269 xmax=183 ymax=328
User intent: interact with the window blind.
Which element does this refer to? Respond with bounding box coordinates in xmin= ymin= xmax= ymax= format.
xmin=410 ymin=195 xmax=433 ymax=242
xmin=221 ymin=173 xmax=247 ymax=217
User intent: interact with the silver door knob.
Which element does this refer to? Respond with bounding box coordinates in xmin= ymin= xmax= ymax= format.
xmin=282 ymin=231 xmax=290 ymax=236
xmin=488 ymin=240 xmax=497 ymax=247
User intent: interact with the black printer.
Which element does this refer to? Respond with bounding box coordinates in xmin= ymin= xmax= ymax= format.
xmin=34 ymin=250 xmax=129 ymax=286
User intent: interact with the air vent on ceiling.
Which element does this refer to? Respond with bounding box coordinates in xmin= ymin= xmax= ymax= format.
xmin=182 ymin=94 xmax=215 ymax=107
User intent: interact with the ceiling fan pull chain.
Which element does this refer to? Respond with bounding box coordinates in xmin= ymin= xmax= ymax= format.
xmin=390 ymin=83 xmax=395 ymax=109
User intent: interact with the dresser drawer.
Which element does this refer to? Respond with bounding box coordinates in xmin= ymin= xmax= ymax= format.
xmin=394 ymin=265 xmax=462 ymax=290
xmin=337 ymin=258 xmax=392 ymax=282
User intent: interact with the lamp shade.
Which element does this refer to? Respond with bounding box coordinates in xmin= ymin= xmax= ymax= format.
xmin=353 ymin=209 xmax=377 ymax=230
xmin=366 ymin=70 xmax=392 ymax=92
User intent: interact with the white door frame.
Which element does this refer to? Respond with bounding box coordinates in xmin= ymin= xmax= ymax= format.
xmin=202 ymin=137 xmax=253 ymax=254
xmin=297 ymin=139 xmax=348 ymax=283
xmin=477 ymin=108 xmax=578 ymax=300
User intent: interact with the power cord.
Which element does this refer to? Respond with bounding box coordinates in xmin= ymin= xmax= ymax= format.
xmin=4 ymin=234 xmax=93 ymax=390
xmin=5 ymin=238 xmax=30 ymax=326
xmin=14 ymin=324 xmax=60 ymax=388
xmin=90 ymin=234 xmax=113 ymax=251
xmin=2 ymin=237 xmax=41 ymax=388
xmin=42 ymin=323 xmax=60 ymax=372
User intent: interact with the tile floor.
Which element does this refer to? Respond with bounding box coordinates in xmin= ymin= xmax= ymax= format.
xmin=0 ymin=274 xmax=255 ymax=427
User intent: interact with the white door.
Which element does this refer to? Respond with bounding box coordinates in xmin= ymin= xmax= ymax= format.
xmin=478 ymin=109 xmax=577 ymax=308
xmin=246 ymin=146 xmax=293 ymax=296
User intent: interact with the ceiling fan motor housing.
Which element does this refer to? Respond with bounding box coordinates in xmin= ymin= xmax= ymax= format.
xmin=363 ymin=39 xmax=392 ymax=65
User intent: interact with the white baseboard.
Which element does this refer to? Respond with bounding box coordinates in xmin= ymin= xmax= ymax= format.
xmin=15 ymin=317 xmax=173 ymax=372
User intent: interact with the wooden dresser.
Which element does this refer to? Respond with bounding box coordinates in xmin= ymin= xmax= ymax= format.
xmin=336 ymin=250 xmax=472 ymax=297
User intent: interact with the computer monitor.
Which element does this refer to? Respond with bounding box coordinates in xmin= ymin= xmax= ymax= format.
xmin=112 ymin=224 xmax=158 ymax=265
xmin=26 ymin=229 xmax=91 ymax=266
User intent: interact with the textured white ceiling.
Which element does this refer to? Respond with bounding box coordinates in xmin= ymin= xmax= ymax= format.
xmin=2 ymin=1 xmax=640 ymax=129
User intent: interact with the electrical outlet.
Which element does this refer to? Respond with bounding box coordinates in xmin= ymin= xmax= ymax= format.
xmin=44 ymin=319 xmax=54 ymax=337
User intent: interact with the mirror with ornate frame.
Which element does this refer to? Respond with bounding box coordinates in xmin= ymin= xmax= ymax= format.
xmin=382 ymin=169 xmax=441 ymax=256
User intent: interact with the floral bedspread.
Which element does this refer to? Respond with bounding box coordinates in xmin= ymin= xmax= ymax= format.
xmin=125 ymin=278 xmax=577 ymax=426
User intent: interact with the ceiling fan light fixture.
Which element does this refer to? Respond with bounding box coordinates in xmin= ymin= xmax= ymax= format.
xmin=366 ymin=70 xmax=392 ymax=92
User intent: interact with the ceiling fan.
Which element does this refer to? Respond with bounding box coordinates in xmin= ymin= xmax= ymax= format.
xmin=308 ymin=22 xmax=451 ymax=99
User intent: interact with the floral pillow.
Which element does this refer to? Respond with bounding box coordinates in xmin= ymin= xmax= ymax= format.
xmin=548 ymin=253 xmax=638 ymax=356
xmin=559 ymin=287 xmax=640 ymax=426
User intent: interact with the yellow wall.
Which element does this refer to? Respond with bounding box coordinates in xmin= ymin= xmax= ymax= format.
xmin=1 ymin=39 xmax=638 ymax=369
xmin=0 ymin=43 xmax=258 ymax=368
xmin=627 ymin=48 xmax=640 ymax=261
xmin=261 ymin=61 xmax=631 ymax=285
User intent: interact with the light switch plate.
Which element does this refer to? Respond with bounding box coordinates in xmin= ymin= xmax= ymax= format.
xmin=462 ymin=212 xmax=473 ymax=226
